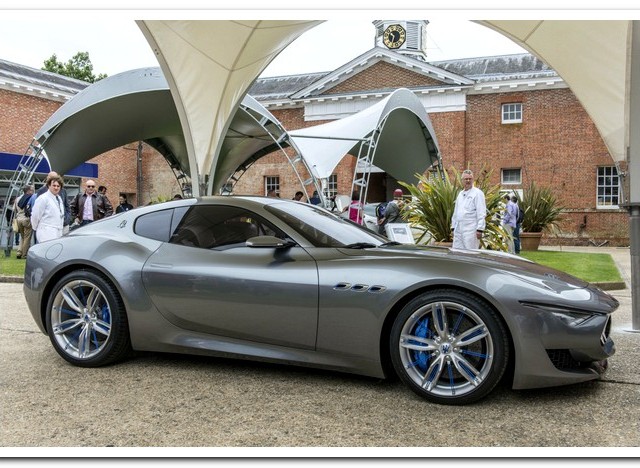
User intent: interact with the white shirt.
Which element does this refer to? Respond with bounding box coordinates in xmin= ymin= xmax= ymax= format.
xmin=31 ymin=190 xmax=64 ymax=231
xmin=82 ymin=194 xmax=94 ymax=221
xmin=451 ymin=186 xmax=486 ymax=233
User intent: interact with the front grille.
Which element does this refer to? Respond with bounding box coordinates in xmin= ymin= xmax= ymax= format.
xmin=546 ymin=349 xmax=586 ymax=371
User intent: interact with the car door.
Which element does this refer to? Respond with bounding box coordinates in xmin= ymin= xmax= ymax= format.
xmin=141 ymin=204 xmax=319 ymax=350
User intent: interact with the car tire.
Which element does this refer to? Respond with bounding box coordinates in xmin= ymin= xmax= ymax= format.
xmin=45 ymin=270 xmax=131 ymax=367
xmin=390 ymin=289 xmax=509 ymax=405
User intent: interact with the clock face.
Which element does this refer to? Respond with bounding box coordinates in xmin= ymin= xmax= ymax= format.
xmin=383 ymin=24 xmax=406 ymax=49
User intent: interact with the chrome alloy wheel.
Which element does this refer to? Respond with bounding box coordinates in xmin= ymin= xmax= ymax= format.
xmin=398 ymin=300 xmax=495 ymax=398
xmin=50 ymin=279 xmax=112 ymax=360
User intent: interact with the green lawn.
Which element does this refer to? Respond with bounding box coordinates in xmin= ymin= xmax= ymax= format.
xmin=520 ymin=250 xmax=623 ymax=284
xmin=1 ymin=246 xmax=623 ymax=285
xmin=0 ymin=248 xmax=27 ymax=276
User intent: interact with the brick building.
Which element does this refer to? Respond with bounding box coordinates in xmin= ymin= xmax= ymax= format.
xmin=0 ymin=19 xmax=629 ymax=245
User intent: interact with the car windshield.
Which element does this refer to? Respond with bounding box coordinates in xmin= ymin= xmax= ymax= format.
xmin=265 ymin=202 xmax=387 ymax=248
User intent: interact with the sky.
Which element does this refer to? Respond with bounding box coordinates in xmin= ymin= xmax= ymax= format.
xmin=0 ymin=11 xmax=530 ymax=79
xmin=2 ymin=8 xmax=639 ymax=79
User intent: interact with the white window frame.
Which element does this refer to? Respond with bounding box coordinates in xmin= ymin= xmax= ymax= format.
xmin=596 ymin=166 xmax=621 ymax=209
xmin=501 ymin=103 xmax=523 ymax=124
xmin=501 ymin=168 xmax=522 ymax=185
xmin=264 ymin=175 xmax=280 ymax=196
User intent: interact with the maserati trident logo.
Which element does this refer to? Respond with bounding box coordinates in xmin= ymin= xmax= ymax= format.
xmin=441 ymin=343 xmax=451 ymax=354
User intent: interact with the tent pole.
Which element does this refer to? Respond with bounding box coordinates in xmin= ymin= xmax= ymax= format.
xmin=627 ymin=21 xmax=640 ymax=331
xmin=630 ymin=206 xmax=640 ymax=331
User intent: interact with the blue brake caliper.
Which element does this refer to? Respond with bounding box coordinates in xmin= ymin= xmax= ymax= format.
xmin=410 ymin=318 xmax=430 ymax=372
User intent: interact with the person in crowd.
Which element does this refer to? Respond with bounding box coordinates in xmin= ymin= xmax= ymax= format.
xmin=267 ymin=189 xmax=279 ymax=198
xmin=14 ymin=185 xmax=34 ymax=258
xmin=29 ymin=171 xmax=71 ymax=238
xmin=5 ymin=196 xmax=14 ymax=225
xmin=309 ymin=190 xmax=321 ymax=205
xmin=512 ymin=195 xmax=523 ymax=254
xmin=502 ymin=194 xmax=517 ymax=254
xmin=348 ymin=191 xmax=363 ymax=225
xmin=98 ymin=185 xmax=111 ymax=202
xmin=451 ymin=169 xmax=486 ymax=250
xmin=173 ymin=194 xmax=183 ymax=200
xmin=293 ymin=191 xmax=304 ymax=201
xmin=115 ymin=194 xmax=134 ymax=213
xmin=378 ymin=188 xmax=405 ymax=235
xmin=6 ymin=196 xmax=17 ymax=245
xmin=70 ymin=179 xmax=113 ymax=227
xmin=30 ymin=175 xmax=65 ymax=243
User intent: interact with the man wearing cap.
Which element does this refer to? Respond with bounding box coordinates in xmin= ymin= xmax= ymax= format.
xmin=378 ymin=188 xmax=405 ymax=235
xmin=451 ymin=169 xmax=486 ymax=250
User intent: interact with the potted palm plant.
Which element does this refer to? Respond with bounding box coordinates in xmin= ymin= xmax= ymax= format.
xmin=400 ymin=168 xmax=509 ymax=250
xmin=518 ymin=181 xmax=563 ymax=251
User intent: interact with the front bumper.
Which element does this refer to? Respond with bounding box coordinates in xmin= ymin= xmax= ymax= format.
xmin=511 ymin=301 xmax=616 ymax=390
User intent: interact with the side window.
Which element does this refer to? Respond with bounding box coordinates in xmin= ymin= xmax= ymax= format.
xmin=134 ymin=209 xmax=175 ymax=242
xmin=169 ymin=205 xmax=286 ymax=249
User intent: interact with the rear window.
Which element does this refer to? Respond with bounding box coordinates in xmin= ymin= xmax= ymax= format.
xmin=134 ymin=209 xmax=175 ymax=242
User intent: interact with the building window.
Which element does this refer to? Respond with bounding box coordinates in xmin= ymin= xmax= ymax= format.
xmin=264 ymin=176 xmax=280 ymax=196
xmin=501 ymin=168 xmax=521 ymax=185
xmin=502 ymin=103 xmax=523 ymax=124
xmin=597 ymin=166 xmax=620 ymax=208
xmin=324 ymin=174 xmax=338 ymax=199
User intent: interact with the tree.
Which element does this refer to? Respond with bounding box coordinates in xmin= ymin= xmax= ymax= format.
xmin=42 ymin=51 xmax=107 ymax=83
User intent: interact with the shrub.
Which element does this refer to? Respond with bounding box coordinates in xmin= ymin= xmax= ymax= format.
xmin=519 ymin=182 xmax=563 ymax=233
xmin=400 ymin=168 xmax=510 ymax=250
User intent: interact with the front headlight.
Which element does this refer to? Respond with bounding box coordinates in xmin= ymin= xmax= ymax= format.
xmin=520 ymin=301 xmax=596 ymax=326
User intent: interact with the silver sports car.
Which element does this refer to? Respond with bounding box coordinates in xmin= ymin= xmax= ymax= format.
xmin=23 ymin=196 xmax=618 ymax=405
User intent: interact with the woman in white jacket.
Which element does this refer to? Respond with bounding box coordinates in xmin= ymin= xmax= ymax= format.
xmin=31 ymin=175 xmax=65 ymax=243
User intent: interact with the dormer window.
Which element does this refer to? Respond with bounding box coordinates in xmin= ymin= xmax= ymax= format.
xmin=502 ymin=103 xmax=523 ymax=124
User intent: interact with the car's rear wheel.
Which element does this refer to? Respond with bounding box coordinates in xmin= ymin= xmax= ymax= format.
xmin=390 ymin=289 xmax=509 ymax=405
xmin=46 ymin=270 xmax=131 ymax=367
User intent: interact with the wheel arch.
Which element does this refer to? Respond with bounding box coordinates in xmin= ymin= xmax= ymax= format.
xmin=378 ymin=283 xmax=516 ymax=382
xmin=40 ymin=262 xmax=126 ymax=333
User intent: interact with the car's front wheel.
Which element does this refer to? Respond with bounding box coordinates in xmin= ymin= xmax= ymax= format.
xmin=390 ymin=289 xmax=509 ymax=405
xmin=46 ymin=270 xmax=131 ymax=367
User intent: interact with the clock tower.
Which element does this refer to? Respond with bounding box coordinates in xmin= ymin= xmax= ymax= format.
xmin=373 ymin=20 xmax=429 ymax=61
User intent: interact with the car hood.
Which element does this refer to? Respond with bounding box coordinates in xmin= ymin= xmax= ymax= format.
xmin=341 ymin=244 xmax=590 ymax=289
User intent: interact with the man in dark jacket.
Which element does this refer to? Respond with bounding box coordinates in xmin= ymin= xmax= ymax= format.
xmin=70 ymin=179 xmax=113 ymax=227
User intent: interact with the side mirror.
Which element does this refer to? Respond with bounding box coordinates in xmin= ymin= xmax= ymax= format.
xmin=246 ymin=236 xmax=295 ymax=249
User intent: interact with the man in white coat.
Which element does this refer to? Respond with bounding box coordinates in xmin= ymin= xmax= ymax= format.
xmin=451 ymin=169 xmax=486 ymax=250
xmin=30 ymin=175 xmax=65 ymax=243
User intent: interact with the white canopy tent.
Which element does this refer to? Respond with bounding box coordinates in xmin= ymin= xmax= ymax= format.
xmin=288 ymin=88 xmax=440 ymax=186
xmin=137 ymin=20 xmax=323 ymax=196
